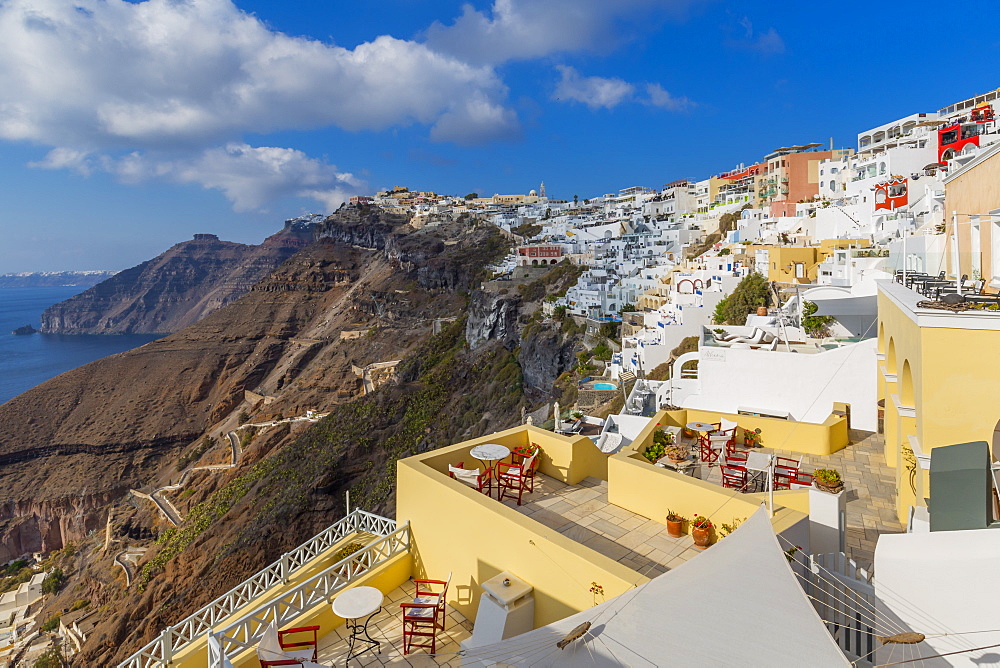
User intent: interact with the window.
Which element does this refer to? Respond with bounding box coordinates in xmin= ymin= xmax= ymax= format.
xmin=879 ymin=162 xmax=887 ymax=175
xmin=795 ymin=263 xmax=805 ymax=278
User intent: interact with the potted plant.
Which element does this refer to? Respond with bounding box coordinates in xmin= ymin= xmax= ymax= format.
xmin=642 ymin=439 xmax=667 ymax=464
xmin=664 ymin=441 xmax=688 ymax=463
xmin=813 ymin=468 xmax=844 ymax=493
xmin=743 ymin=427 xmax=762 ymax=448
xmin=666 ymin=510 xmax=685 ymax=538
xmin=690 ymin=515 xmax=713 ymax=549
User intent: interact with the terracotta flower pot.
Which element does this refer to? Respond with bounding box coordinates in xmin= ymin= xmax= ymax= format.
xmin=756 ymin=306 xmax=768 ymax=316
xmin=666 ymin=518 xmax=683 ymax=538
xmin=691 ymin=526 xmax=711 ymax=549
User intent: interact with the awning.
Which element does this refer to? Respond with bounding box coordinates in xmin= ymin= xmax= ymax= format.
xmin=461 ymin=509 xmax=849 ymax=666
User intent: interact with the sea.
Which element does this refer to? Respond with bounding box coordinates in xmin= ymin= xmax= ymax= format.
xmin=0 ymin=286 xmax=163 ymax=405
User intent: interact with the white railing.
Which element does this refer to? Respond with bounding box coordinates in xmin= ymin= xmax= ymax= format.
xmin=210 ymin=522 xmax=411 ymax=664
xmin=808 ymin=552 xmax=878 ymax=666
xmin=118 ymin=509 xmax=397 ymax=668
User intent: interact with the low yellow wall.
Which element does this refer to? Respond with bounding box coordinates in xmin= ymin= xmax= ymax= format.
xmin=418 ymin=424 xmax=607 ymax=485
xmin=398 ymin=450 xmax=644 ymax=630
xmin=607 ymin=453 xmax=762 ymax=536
xmin=684 ymin=408 xmax=849 ymax=456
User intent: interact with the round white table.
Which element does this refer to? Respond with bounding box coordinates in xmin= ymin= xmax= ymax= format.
xmin=686 ymin=421 xmax=715 ymax=432
xmin=470 ymin=443 xmax=511 ymax=498
xmin=333 ymin=586 xmax=384 ymax=661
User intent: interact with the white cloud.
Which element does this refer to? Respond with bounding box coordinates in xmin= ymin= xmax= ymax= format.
xmin=0 ymin=0 xmax=517 ymax=211
xmin=425 ymin=0 xmax=696 ymax=66
xmin=553 ymin=66 xmax=635 ymax=110
xmin=644 ymin=83 xmax=693 ymax=112
xmin=32 ymin=143 xmax=365 ymax=212
xmin=0 ymin=0 xmax=517 ymax=148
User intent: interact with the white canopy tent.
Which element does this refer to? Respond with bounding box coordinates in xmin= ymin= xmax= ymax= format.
xmin=461 ymin=508 xmax=848 ymax=667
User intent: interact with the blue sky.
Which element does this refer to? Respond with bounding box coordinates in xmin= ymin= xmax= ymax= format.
xmin=1 ymin=0 xmax=998 ymax=272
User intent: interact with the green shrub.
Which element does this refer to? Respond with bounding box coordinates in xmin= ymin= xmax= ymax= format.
xmin=70 ymin=599 xmax=90 ymax=611
xmin=591 ymin=343 xmax=612 ymax=361
xmin=41 ymin=568 xmax=64 ymax=595
xmin=802 ymin=301 xmax=836 ymax=337
xmin=716 ymin=273 xmax=771 ymax=325
xmin=40 ymin=614 xmax=61 ymax=632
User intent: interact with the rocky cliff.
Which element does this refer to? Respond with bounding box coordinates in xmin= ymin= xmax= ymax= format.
xmin=0 ymin=207 xmax=589 ymax=665
xmin=40 ymin=220 xmax=314 ymax=334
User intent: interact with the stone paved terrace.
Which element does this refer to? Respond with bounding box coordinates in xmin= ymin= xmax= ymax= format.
xmin=691 ymin=428 xmax=903 ymax=569
xmin=502 ymin=476 xmax=699 ymax=580
xmin=317 ymin=583 xmax=473 ymax=667
xmin=502 ymin=429 xmax=900 ymax=575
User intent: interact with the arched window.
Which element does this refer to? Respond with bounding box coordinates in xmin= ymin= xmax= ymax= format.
xmin=879 ymin=162 xmax=887 ymax=175
xmin=900 ymin=360 xmax=914 ymax=407
xmin=886 ymin=338 xmax=897 ymax=375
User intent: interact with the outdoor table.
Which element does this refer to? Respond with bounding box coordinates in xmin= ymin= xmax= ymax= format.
xmin=332 ymin=585 xmax=384 ymax=661
xmin=470 ymin=443 xmax=511 ymax=498
xmin=686 ymin=421 xmax=715 ymax=433
xmin=743 ymin=451 xmax=774 ymax=493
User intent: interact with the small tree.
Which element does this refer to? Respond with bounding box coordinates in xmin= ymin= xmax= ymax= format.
xmin=464 ymin=192 xmax=479 ymax=200
xmin=712 ymin=296 xmax=730 ymax=324
xmin=718 ymin=273 xmax=771 ymax=326
xmin=42 ymin=568 xmax=64 ymax=595
xmin=802 ymin=301 xmax=836 ymax=337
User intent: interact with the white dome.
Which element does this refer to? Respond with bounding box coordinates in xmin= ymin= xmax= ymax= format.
xmin=529 ymin=189 xmax=537 ymax=196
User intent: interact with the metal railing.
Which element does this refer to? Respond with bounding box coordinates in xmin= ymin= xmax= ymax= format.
xmin=118 ymin=509 xmax=397 ymax=668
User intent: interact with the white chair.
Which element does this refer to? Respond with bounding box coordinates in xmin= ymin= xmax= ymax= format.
xmin=257 ymin=621 xmax=317 ymax=667
xmin=731 ymin=328 xmax=765 ymax=345
xmin=448 ymin=463 xmax=489 ymax=493
xmin=719 ymin=418 xmax=738 ymax=432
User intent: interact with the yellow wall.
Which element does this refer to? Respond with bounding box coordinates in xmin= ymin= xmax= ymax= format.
xmin=945 ymin=149 xmax=1000 ymax=283
xmin=683 ymin=408 xmax=849 ymax=456
xmin=878 ymin=284 xmax=1000 ymax=521
xmin=417 ymin=424 xmax=608 ymax=485
xmin=607 ymin=453 xmax=761 ymax=532
xmin=397 ymin=447 xmax=643 ymax=629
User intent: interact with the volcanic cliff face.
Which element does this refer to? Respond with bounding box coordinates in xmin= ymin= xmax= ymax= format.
xmin=40 ymin=220 xmax=314 ymax=334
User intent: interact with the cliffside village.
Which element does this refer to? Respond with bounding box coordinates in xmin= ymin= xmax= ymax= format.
xmin=14 ymin=85 xmax=1000 ymax=667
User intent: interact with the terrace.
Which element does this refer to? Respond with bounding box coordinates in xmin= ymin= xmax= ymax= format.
xmin=124 ymin=413 xmax=900 ymax=667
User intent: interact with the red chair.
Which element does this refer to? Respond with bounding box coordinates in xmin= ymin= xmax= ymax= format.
xmin=790 ymin=471 xmax=814 ymax=489
xmin=449 ymin=461 xmax=491 ymax=494
xmin=497 ymin=451 xmax=538 ymax=505
xmin=257 ymin=621 xmax=319 ymax=666
xmin=700 ymin=429 xmax=735 ymax=465
xmin=401 ymin=574 xmax=451 ymax=655
xmin=773 ymin=457 xmax=801 ymax=490
xmin=697 ymin=422 xmax=723 ymax=450
xmin=721 ymin=465 xmax=748 ymax=490
xmin=724 ymin=445 xmax=749 ymax=466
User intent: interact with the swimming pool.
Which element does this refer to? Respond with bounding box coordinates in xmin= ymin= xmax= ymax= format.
xmin=593 ymin=382 xmax=617 ymax=391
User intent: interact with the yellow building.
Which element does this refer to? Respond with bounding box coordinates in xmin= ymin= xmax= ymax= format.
xmin=944 ymin=142 xmax=1000 ymax=288
xmin=877 ymin=278 xmax=1000 ymax=524
xmin=754 ymin=239 xmax=868 ymax=284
